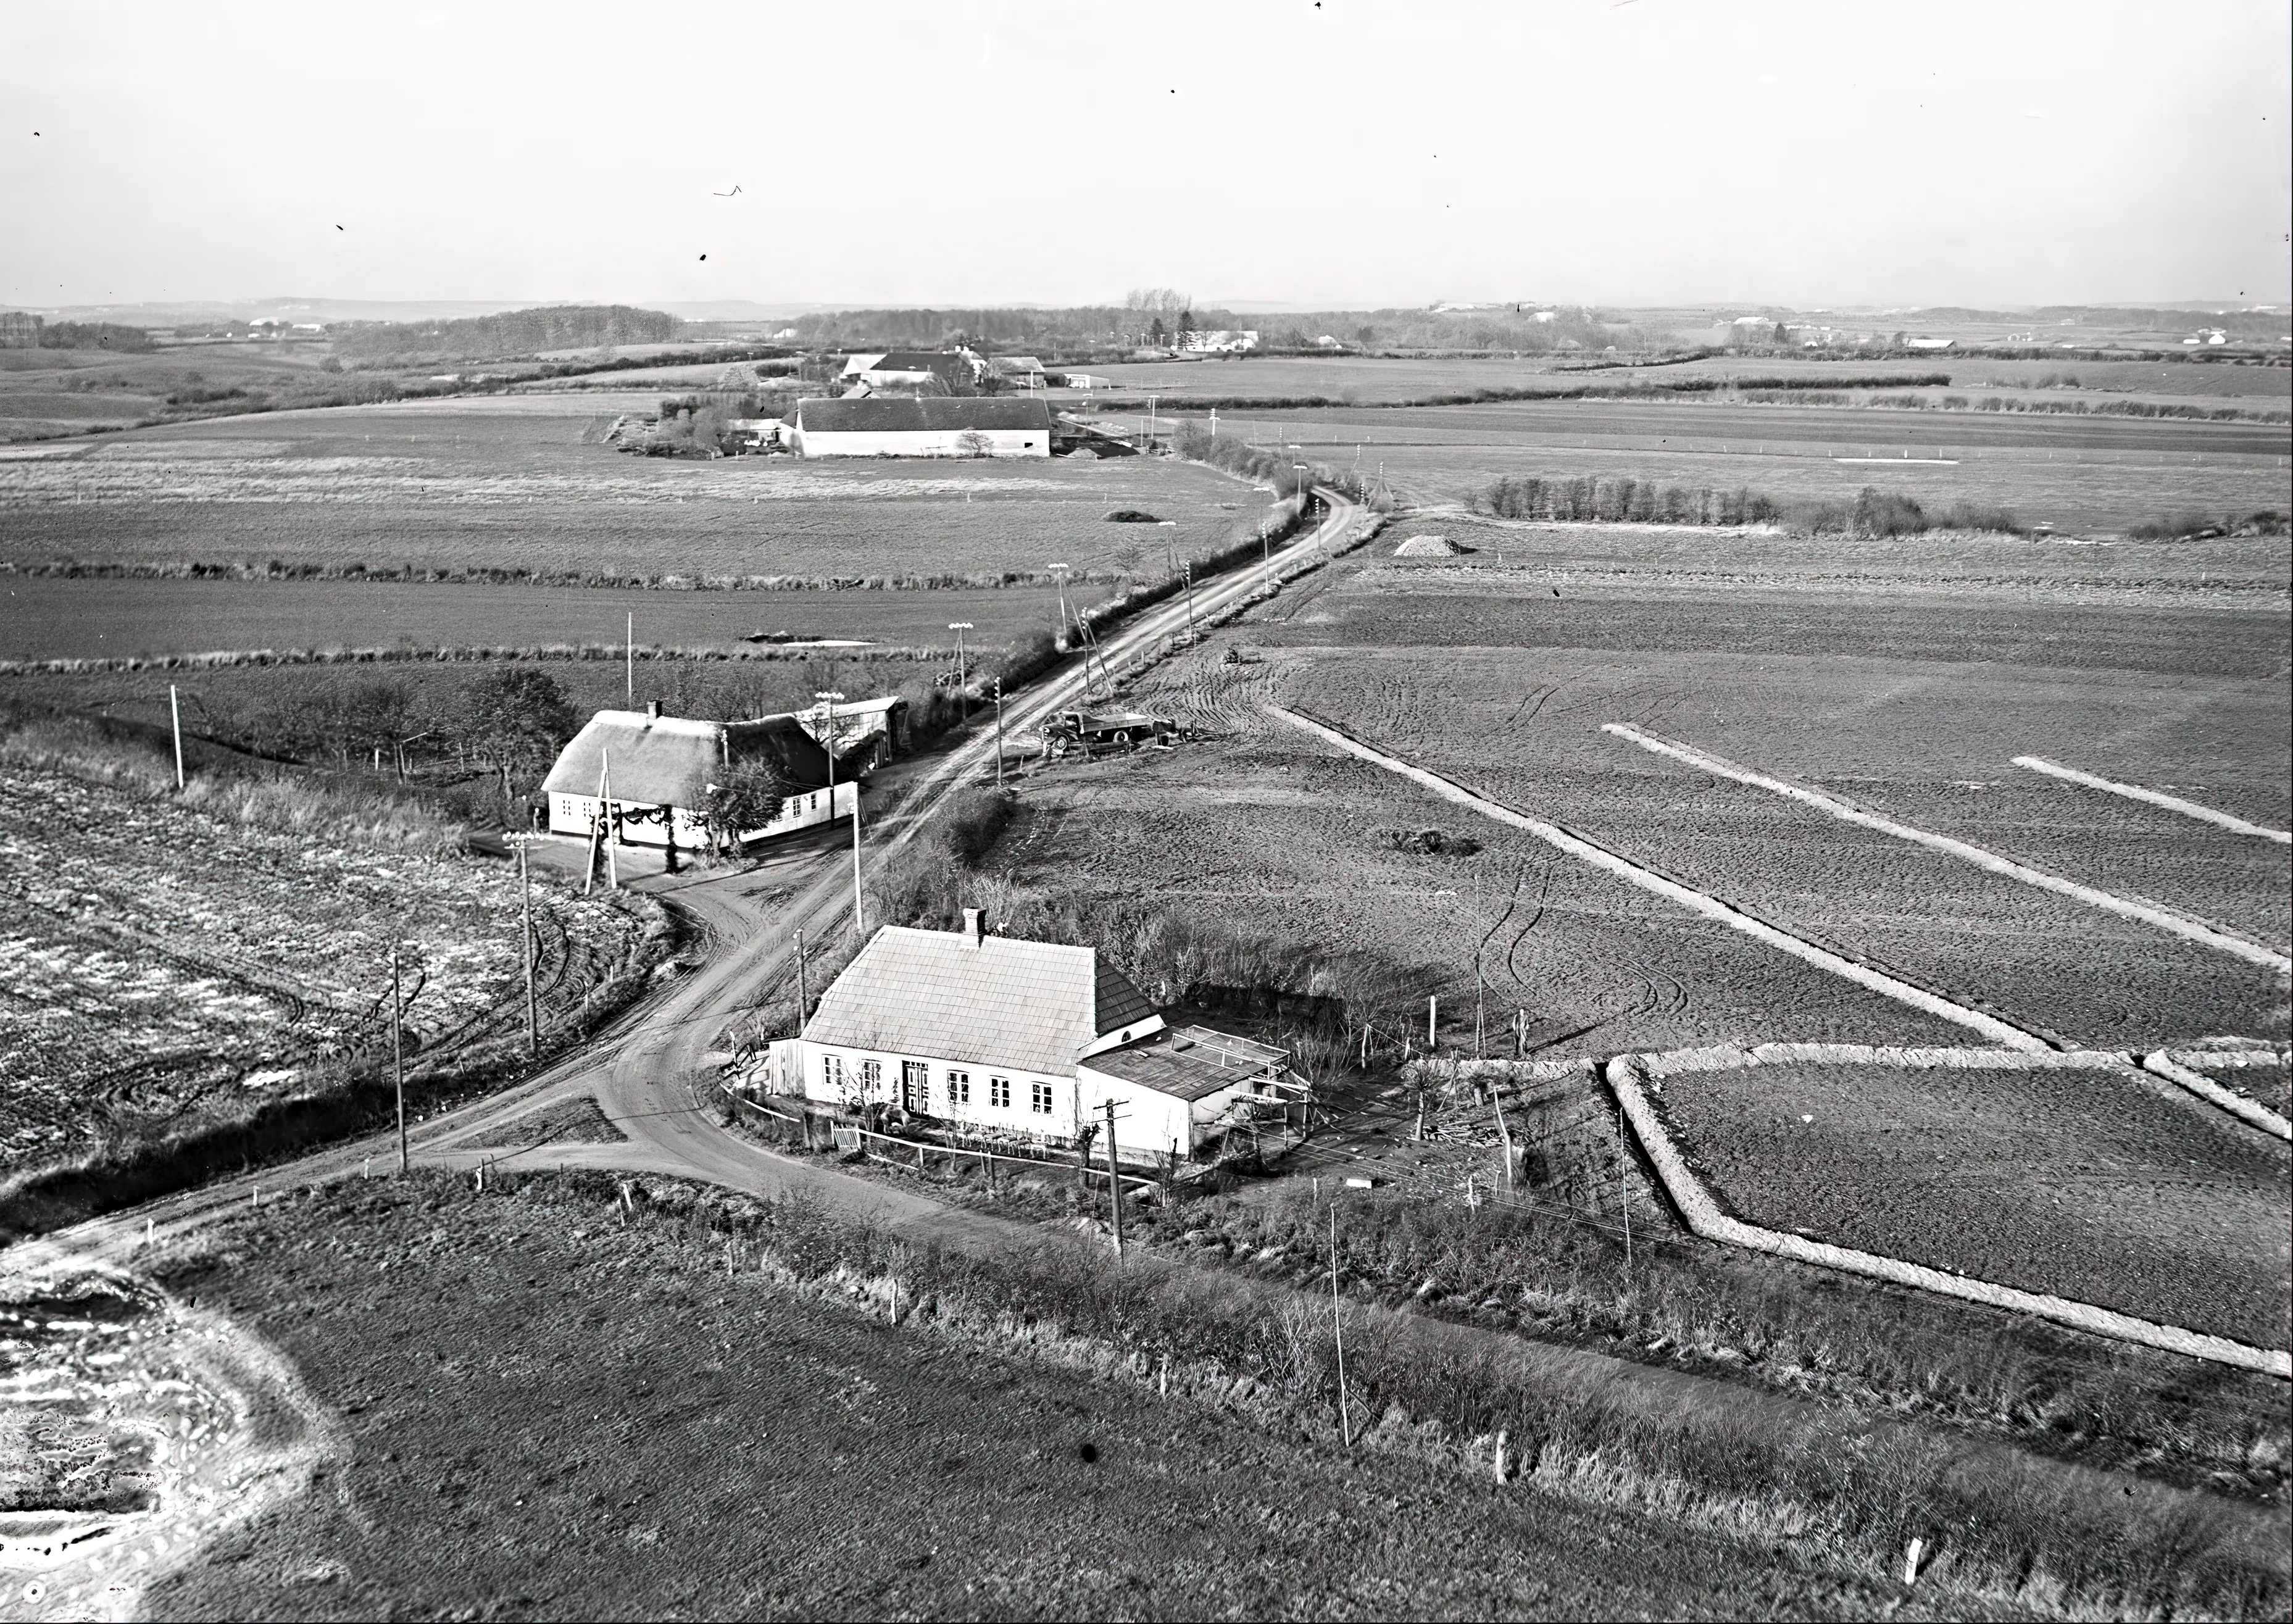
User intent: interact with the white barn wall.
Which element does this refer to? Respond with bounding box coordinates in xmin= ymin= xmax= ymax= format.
xmin=796 ymin=427 xmax=1049 ymax=458
xmin=548 ymin=779 xmax=856 ymax=846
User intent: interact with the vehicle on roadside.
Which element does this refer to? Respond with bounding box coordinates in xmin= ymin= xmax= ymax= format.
xmin=1044 ymin=707 xmax=1177 ymax=754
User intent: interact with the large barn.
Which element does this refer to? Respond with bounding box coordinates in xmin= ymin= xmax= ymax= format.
xmin=760 ymin=912 xmax=1309 ymax=1163
xmin=541 ymin=705 xmax=855 ymax=854
xmin=790 ymin=396 xmax=1054 ymax=458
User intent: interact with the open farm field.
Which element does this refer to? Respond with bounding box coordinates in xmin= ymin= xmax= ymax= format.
xmin=1088 ymin=352 xmax=2293 ymax=408
xmin=993 ymin=700 xmax=1980 ymax=1060
xmin=0 ymin=749 xmax=654 ymax=1180
xmin=128 ymin=1173 xmax=1941 ymax=1623
xmin=1118 ymin=399 xmax=2291 ymax=533
xmin=1652 ymin=1057 xmax=2292 ymax=1350
xmin=0 ymin=396 xmax=1263 ymax=581
xmin=0 ymin=574 xmax=1089 ymax=665
xmin=1014 ymin=519 xmax=2290 ymax=1054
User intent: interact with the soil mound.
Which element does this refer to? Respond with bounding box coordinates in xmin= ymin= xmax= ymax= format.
xmin=1393 ymin=534 xmax=1459 ymax=557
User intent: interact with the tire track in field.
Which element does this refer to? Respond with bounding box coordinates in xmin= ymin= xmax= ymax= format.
xmin=1270 ymin=704 xmax=2049 ymax=1051
xmin=1607 ymin=723 xmax=2293 ymax=972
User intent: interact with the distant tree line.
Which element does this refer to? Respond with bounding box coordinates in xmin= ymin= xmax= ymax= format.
xmin=0 ymin=312 xmax=156 ymax=352
xmin=1472 ymin=475 xmax=2026 ymax=538
xmin=331 ymin=304 xmax=680 ymax=364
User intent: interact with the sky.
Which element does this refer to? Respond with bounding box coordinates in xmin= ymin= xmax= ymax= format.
xmin=4 ymin=0 xmax=2288 ymax=312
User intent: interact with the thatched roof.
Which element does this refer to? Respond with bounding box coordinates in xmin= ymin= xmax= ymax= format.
xmin=541 ymin=710 xmax=830 ymax=809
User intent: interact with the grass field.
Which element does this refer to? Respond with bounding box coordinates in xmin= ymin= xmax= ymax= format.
xmin=0 ymin=397 xmax=1261 ymax=582
xmin=126 ymin=1173 xmax=2001 ymax=1622
xmin=1653 ymin=1058 xmax=2292 ymax=1349
xmin=1109 ymin=398 xmax=2291 ymax=533
xmin=1085 ymin=352 xmax=2293 ymax=406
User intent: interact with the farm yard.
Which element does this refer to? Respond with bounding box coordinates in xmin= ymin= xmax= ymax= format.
xmin=1648 ymin=1054 xmax=2292 ymax=1350
xmin=0 ymin=742 xmax=662 ymax=1183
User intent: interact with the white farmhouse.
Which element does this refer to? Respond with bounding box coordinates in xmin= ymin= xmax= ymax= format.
xmin=541 ymin=705 xmax=857 ymax=855
xmin=764 ymin=912 xmax=1305 ymax=1163
xmin=790 ymin=396 xmax=1054 ymax=457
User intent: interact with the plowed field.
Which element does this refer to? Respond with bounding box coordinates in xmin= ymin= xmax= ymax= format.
xmin=0 ymin=759 xmax=654 ymax=1176
xmin=1652 ymin=1058 xmax=2292 ymax=1349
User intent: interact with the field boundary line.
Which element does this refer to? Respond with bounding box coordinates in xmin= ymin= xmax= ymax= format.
xmin=1605 ymin=1056 xmax=2293 ymax=1378
xmin=1604 ymin=722 xmax=2292 ymax=973
xmin=1264 ymin=705 xmax=2047 ymax=1051
xmin=2139 ymin=1052 xmax=2293 ymax=1141
xmin=2013 ymin=756 xmax=2293 ymax=845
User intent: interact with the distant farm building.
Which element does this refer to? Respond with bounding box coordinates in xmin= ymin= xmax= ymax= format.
xmin=791 ymin=396 xmax=1054 ymax=457
xmin=1062 ymin=372 xmax=1110 ymax=389
xmin=1904 ymin=337 xmax=1954 ymax=351
xmin=797 ymin=694 xmax=910 ymax=773
xmin=541 ymin=704 xmax=856 ymax=854
xmin=763 ymin=912 xmax=1308 ymax=1162
xmin=854 ymin=350 xmax=982 ymax=391
xmin=1179 ymin=330 xmax=1260 ymax=354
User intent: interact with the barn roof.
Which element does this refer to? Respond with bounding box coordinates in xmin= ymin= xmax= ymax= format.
xmin=866 ymin=350 xmax=966 ymax=374
xmin=541 ymin=710 xmax=831 ymax=808
xmin=803 ymin=923 xmax=1157 ymax=1078
xmin=796 ymin=396 xmax=1054 ymax=435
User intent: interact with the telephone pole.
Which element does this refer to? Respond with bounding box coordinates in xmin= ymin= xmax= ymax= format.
xmin=794 ymin=928 xmax=809 ymax=1025
xmin=1182 ymin=562 xmax=1197 ymax=637
xmin=625 ymin=611 xmax=635 ymax=702
xmin=991 ymin=677 xmax=1005 ymax=788
xmin=850 ymin=790 xmax=865 ymax=940
xmin=509 ymin=835 xmax=539 ymax=1057
xmin=1102 ymin=1101 xmax=1125 ymax=1257
xmin=169 ymin=685 xmax=186 ymax=791
xmin=391 ymin=945 xmax=408 ymax=1175
xmin=947 ymin=622 xmax=973 ymax=724
xmin=814 ymin=688 xmax=844 ymax=831
xmin=1048 ymin=563 xmax=1071 ymax=649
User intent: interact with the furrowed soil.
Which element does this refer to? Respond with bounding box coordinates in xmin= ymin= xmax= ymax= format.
xmin=135 ymin=1174 xmax=1957 ymax=1622
xmin=1653 ymin=1060 xmax=2293 ymax=1349
xmin=0 ymin=754 xmax=657 ymax=1178
xmin=1203 ymin=525 xmax=2291 ymax=1052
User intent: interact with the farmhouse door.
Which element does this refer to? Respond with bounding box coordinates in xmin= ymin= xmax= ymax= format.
xmin=902 ymin=1060 xmax=929 ymax=1115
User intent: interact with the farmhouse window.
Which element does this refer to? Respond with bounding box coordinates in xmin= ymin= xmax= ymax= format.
xmin=901 ymin=1060 xmax=928 ymax=1113
xmin=948 ymin=1070 xmax=971 ymax=1104
xmin=989 ymin=1076 xmax=1012 ymax=1109
xmin=860 ymin=1059 xmax=883 ymax=1095
xmin=1029 ymin=1081 xmax=1054 ymax=1115
xmin=823 ymin=1055 xmax=846 ymax=1092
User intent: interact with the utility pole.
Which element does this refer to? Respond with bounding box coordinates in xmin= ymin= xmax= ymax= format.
xmin=794 ymin=928 xmax=809 ymax=1024
xmin=991 ymin=677 xmax=1005 ymax=788
xmin=947 ymin=622 xmax=973 ymax=724
xmin=625 ymin=611 xmax=634 ymax=703
xmin=1102 ymin=1101 xmax=1125 ymax=1257
xmin=814 ymin=689 xmax=844 ymax=838
xmin=1048 ymin=563 xmax=1071 ymax=649
xmin=1260 ymin=518 xmax=1273 ymax=594
xmin=850 ymin=791 xmax=865 ymax=940
xmin=1181 ymin=562 xmax=1197 ymax=638
xmin=512 ymin=836 xmax=538 ymax=1057
xmin=1329 ymin=1203 xmax=1352 ymax=1446
xmin=391 ymin=945 xmax=408 ymax=1175
xmin=1146 ymin=394 xmax=1157 ymax=453
xmin=1210 ymin=406 xmax=1217 ymax=440
xmin=169 ymin=684 xmax=186 ymax=791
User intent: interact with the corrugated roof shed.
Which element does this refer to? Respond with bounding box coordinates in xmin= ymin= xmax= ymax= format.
xmin=1083 ymin=1026 xmax=1287 ymax=1101
xmin=803 ymin=924 xmax=1157 ymax=1078
xmin=541 ymin=710 xmax=830 ymax=807
xmin=796 ymin=397 xmax=1054 ymax=435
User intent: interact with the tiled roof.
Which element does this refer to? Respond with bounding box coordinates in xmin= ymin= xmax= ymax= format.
xmin=796 ymin=397 xmax=1054 ymax=435
xmin=803 ymin=925 xmax=1157 ymax=1078
xmin=1083 ymin=1025 xmax=1289 ymax=1101
xmin=541 ymin=710 xmax=830 ymax=807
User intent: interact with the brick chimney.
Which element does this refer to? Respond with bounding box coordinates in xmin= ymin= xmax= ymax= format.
xmin=960 ymin=908 xmax=986 ymax=946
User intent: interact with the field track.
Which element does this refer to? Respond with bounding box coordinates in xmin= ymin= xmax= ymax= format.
xmin=1603 ymin=723 xmax=2292 ymax=972
xmin=2015 ymin=755 xmax=2293 ymax=844
xmin=1264 ymin=704 xmax=2047 ymax=1050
